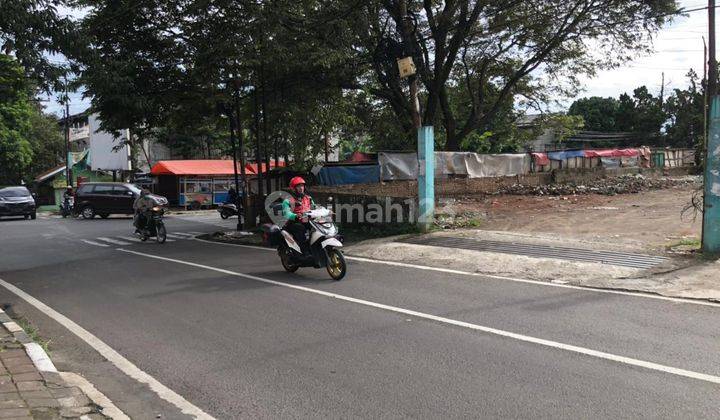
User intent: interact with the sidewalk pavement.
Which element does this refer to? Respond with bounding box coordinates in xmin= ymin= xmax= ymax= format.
xmin=0 ymin=310 xmax=110 ymax=419
xmin=346 ymin=229 xmax=720 ymax=302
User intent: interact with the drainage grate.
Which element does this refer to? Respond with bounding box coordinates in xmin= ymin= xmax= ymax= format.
xmin=400 ymin=237 xmax=669 ymax=269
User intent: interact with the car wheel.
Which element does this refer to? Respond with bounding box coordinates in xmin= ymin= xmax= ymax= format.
xmin=24 ymin=214 xmax=29 ymax=220
xmin=30 ymin=213 xmax=36 ymax=220
xmin=81 ymin=206 xmax=95 ymax=219
xmin=99 ymin=213 xmax=110 ymax=219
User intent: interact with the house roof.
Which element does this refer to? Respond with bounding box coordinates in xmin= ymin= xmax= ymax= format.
xmin=35 ymin=165 xmax=66 ymax=183
xmin=150 ymin=160 xmax=285 ymax=176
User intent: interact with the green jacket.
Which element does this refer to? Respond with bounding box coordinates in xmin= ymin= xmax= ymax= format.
xmin=282 ymin=196 xmax=315 ymax=221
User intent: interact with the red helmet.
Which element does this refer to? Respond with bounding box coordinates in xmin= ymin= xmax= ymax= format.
xmin=289 ymin=176 xmax=306 ymax=189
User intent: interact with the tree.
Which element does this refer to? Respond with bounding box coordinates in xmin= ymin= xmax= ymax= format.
xmin=568 ymin=97 xmax=620 ymax=131
xmin=0 ymin=54 xmax=64 ymax=184
xmin=0 ymin=54 xmax=35 ymax=184
xmin=0 ymin=0 xmax=76 ymax=92
xmin=665 ymin=70 xmax=704 ymax=148
xmin=353 ymin=0 xmax=677 ymax=150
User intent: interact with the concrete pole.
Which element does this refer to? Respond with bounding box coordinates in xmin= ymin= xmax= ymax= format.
xmin=417 ymin=126 xmax=434 ymax=232
xmin=703 ymin=96 xmax=720 ymax=255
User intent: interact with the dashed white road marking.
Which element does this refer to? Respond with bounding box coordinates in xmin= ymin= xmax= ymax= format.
xmin=171 ymin=232 xmax=195 ymax=237
xmin=119 ymin=236 xmax=143 ymax=243
xmin=191 ymin=238 xmax=720 ymax=309
xmin=81 ymin=240 xmax=109 ymax=247
xmin=0 ymin=277 xmax=215 ymax=419
xmin=96 ymin=237 xmax=132 ymax=246
xmin=118 ymin=248 xmax=720 ymax=386
xmin=165 ymin=234 xmax=189 ymax=240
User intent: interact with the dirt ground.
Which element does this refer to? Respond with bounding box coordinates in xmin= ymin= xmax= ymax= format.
xmin=440 ymin=184 xmax=702 ymax=253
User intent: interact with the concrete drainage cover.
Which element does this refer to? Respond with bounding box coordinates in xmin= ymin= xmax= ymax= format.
xmin=400 ymin=237 xmax=669 ymax=269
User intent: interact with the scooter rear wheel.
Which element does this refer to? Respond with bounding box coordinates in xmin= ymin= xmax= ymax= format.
xmin=326 ymin=248 xmax=346 ymax=280
xmin=279 ymin=246 xmax=299 ymax=273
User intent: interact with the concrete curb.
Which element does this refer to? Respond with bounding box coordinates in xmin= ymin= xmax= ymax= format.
xmin=0 ymin=309 xmax=129 ymax=419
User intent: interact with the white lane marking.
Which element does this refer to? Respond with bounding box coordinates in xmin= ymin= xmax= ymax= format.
xmin=122 ymin=236 xmax=176 ymax=243
xmin=81 ymin=240 xmax=109 ymax=247
xmin=186 ymin=231 xmax=204 ymax=235
xmin=192 ymin=238 xmax=720 ymax=309
xmin=0 ymin=277 xmax=215 ymax=419
xmin=165 ymin=234 xmax=189 ymax=240
xmin=117 ymin=248 xmax=720 ymax=386
xmin=171 ymin=232 xmax=195 ymax=237
xmin=119 ymin=236 xmax=143 ymax=243
xmin=96 ymin=237 xmax=132 ymax=246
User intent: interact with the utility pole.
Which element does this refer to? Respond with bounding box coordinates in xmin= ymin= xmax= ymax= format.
xmin=63 ymin=77 xmax=72 ymax=188
xmin=703 ymin=0 xmax=720 ymax=254
xmin=709 ymin=0 xmax=717 ymax=98
xmin=659 ymin=72 xmax=665 ymax=107
xmin=233 ymin=83 xmax=251 ymax=229
xmin=253 ymin=88 xmax=265 ymax=200
xmin=398 ymin=0 xmax=433 ymax=231
xmin=226 ymin=95 xmax=242 ymax=231
xmin=399 ymin=0 xmax=421 ymax=130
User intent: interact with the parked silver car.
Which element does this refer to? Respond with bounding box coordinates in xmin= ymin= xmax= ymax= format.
xmin=0 ymin=187 xmax=36 ymax=220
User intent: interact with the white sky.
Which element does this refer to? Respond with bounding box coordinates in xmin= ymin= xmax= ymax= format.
xmin=566 ymin=0 xmax=707 ymax=104
xmin=43 ymin=0 xmax=710 ymax=117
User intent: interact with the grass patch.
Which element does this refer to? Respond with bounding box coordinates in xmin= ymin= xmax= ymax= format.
xmin=667 ymin=237 xmax=701 ymax=250
xmin=14 ymin=318 xmax=51 ymax=354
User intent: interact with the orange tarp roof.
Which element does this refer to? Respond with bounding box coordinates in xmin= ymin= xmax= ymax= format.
xmin=150 ymin=160 xmax=284 ymax=176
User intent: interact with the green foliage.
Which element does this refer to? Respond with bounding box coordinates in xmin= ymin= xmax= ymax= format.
xmin=569 ymin=70 xmax=705 ymax=149
xmin=665 ymin=70 xmax=705 ymax=148
xmin=0 ymin=0 xmax=76 ymax=92
xmin=0 ymin=54 xmax=64 ymax=184
xmin=568 ymin=97 xmax=620 ymax=131
xmin=0 ymin=54 xmax=35 ymax=184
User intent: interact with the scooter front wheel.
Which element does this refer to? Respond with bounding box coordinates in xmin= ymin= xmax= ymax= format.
xmin=326 ymin=248 xmax=346 ymax=280
xmin=220 ymin=211 xmax=229 ymax=219
xmin=156 ymin=224 xmax=167 ymax=244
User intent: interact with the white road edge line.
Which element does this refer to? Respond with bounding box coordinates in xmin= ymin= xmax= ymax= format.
xmin=191 ymin=237 xmax=720 ymax=308
xmin=0 ymin=277 xmax=215 ymax=420
xmin=117 ymin=248 xmax=720 ymax=386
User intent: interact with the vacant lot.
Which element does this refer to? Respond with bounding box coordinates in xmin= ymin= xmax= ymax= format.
xmin=439 ymin=182 xmax=701 ymax=252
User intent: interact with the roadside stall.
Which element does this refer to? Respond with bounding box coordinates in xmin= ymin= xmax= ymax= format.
xmin=150 ymin=160 xmax=285 ymax=209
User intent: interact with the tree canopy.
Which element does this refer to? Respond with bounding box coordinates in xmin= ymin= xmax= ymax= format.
xmin=68 ymin=0 xmax=678 ymax=163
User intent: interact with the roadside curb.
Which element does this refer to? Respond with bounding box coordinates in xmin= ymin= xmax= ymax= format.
xmin=0 ymin=308 xmax=130 ymax=419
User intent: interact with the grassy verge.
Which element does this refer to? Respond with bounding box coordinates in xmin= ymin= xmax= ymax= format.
xmin=15 ymin=317 xmax=52 ymax=354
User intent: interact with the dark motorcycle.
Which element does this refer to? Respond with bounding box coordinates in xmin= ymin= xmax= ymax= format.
xmin=59 ymin=196 xmax=74 ymax=218
xmin=136 ymin=206 xmax=167 ymax=244
xmin=266 ymin=206 xmax=346 ymax=280
xmin=217 ymin=202 xmax=240 ymax=219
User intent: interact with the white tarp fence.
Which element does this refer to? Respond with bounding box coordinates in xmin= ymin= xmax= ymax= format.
xmin=379 ymin=152 xmax=418 ymax=180
xmin=379 ymin=152 xmax=531 ymax=180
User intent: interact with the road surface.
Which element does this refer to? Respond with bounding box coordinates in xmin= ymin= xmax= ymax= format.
xmin=0 ymin=213 xmax=718 ymax=418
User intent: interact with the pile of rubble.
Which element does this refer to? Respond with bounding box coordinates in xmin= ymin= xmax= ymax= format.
xmin=496 ymin=175 xmax=700 ymax=196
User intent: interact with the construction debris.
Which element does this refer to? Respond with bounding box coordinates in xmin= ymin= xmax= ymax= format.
xmin=495 ymin=175 xmax=700 ymax=196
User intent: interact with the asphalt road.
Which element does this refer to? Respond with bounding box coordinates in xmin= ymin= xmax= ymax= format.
xmin=0 ymin=213 xmax=718 ymax=419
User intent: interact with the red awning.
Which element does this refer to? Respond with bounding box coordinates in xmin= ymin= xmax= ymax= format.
xmin=344 ymin=151 xmax=375 ymax=163
xmin=151 ymin=160 xmax=284 ymax=176
xmin=583 ymin=149 xmax=639 ymax=158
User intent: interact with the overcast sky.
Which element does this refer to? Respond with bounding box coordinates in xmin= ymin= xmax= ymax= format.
xmin=43 ymin=0 xmax=709 ymax=117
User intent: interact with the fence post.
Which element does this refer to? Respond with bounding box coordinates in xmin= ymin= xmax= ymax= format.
xmin=703 ymin=96 xmax=720 ymax=254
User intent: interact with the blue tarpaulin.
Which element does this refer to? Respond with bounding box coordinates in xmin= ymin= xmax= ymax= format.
xmin=547 ymin=150 xmax=586 ymax=161
xmin=317 ymin=165 xmax=380 ymax=186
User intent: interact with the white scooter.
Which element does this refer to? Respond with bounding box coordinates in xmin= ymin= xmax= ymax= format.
xmin=267 ymin=206 xmax=347 ymax=280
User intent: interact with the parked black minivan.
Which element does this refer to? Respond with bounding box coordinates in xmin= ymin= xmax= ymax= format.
xmin=74 ymin=182 xmax=141 ymax=219
xmin=0 ymin=187 xmax=36 ymax=220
